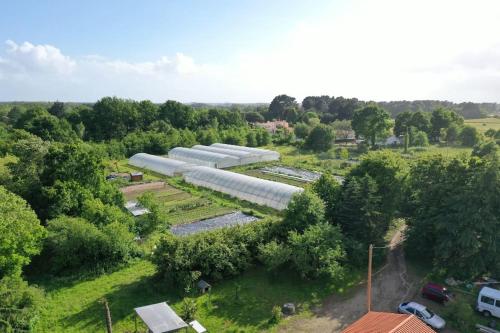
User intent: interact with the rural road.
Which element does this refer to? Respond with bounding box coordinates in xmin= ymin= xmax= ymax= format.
xmin=278 ymin=229 xmax=458 ymax=333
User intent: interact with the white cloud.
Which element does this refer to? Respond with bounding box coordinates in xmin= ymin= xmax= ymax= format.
xmin=2 ymin=0 xmax=500 ymax=102
xmin=3 ymin=40 xmax=76 ymax=75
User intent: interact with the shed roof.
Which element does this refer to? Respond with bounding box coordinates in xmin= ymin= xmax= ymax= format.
xmin=197 ymin=279 xmax=211 ymax=289
xmin=134 ymin=302 xmax=187 ymax=333
xmin=342 ymin=311 xmax=436 ymax=333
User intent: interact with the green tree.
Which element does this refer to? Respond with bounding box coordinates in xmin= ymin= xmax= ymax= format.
xmin=268 ymin=95 xmax=300 ymax=122
xmin=445 ymin=123 xmax=461 ymax=144
xmin=45 ymin=216 xmax=136 ymax=273
xmin=0 ymin=186 xmax=46 ymax=278
xmin=351 ymin=105 xmax=392 ymax=146
xmin=137 ymin=192 xmax=168 ymax=235
xmin=430 ymin=108 xmax=463 ymax=142
xmin=293 ymin=122 xmax=310 ymax=139
xmin=0 ymin=275 xmax=44 ymax=331
xmin=288 ymin=223 xmax=345 ymax=279
xmin=412 ymin=130 xmax=429 ymax=147
xmin=283 ymin=191 xmax=325 ymax=233
xmin=312 ymin=173 xmax=341 ymax=223
xmin=348 ymin=150 xmax=407 ymax=223
xmin=305 ymin=124 xmax=335 ymax=151
xmin=257 ymin=240 xmax=291 ymax=272
xmin=459 ymin=125 xmax=482 ymax=147
xmin=403 ymin=154 xmax=500 ymax=278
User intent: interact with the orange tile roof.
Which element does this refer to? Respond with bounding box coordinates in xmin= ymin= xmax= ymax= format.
xmin=342 ymin=311 xmax=436 ymax=333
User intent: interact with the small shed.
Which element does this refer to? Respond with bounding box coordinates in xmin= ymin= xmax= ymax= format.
xmin=130 ymin=172 xmax=144 ymax=182
xmin=197 ymin=280 xmax=211 ymax=294
xmin=134 ymin=302 xmax=188 ymax=333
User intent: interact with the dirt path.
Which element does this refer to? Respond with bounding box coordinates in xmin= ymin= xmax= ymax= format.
xmin=278 ymin=230 xmax=458 ymax=333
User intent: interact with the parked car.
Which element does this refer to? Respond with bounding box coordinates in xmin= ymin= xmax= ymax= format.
xmin=477 ymin=286 xmax=500 ymax=318
xmin=422 ymin=282 xmax=454 ymax=303
xmin=398 ymin=301 xmax=446 ymax=330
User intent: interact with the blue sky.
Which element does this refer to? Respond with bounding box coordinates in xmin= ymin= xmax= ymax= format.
xmin=1 ymin=0 xmax=500 ymax=103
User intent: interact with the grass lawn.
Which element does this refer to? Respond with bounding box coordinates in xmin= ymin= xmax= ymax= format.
xmin=465 ymin=117 xmax=500 ymax=133
xmin=34 ymin=260 xmax=361 ymax=333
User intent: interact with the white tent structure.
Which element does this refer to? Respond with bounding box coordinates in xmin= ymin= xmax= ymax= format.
xmin=169 ymin=147 xmax=239 ymax=168
xmin=183 ymin=166 xmax=303 ymax=210
xmin=191 ymin=145 xmax=261 ymax=165
xmin=129 ymin=153 xmax=194 ymax=177
xmin=210 ymin=143 xmax=280 ymax=162
xmin=134 ymin=302 xmax=188 ymax=333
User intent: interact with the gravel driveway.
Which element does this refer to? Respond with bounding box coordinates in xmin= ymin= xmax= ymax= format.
xmin=278 ymin=229 xmax=458 ymax=333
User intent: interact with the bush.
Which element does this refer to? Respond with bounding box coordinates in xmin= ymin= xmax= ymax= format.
xmin=412 ymin=130 xmax=429 ymax=147
xmin=442 ymin=299 xmax=475 ymax=332
xmin=270 ymin=305 xmax=282 ymax=324
xmin=180 ymin=298 xmax=197 ymax=321
xmin=153 ymin=219 xmax=277 ymax=289
xmin=338 ymin=147 xmax=349 ymax=160
xmin=258 ymin=240 xmax=291 ymax=272
xmin=44 ymin=216 xmax=137 ymax=273
xmin=0 ymin=276 xmax=44 ymax=332
xmin=288 ymin=223 xmax=345 ymax=279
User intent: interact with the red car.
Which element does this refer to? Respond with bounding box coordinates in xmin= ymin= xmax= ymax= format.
xmin=421 ymin=283 xmax=453 ymax=304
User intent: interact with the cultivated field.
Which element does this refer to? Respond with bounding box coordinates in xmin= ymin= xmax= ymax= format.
xmin=465 ymin=117 xmax=500 ymax=133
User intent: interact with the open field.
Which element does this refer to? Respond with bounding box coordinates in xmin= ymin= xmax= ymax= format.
xmin=33 ymin=260 xmax=361 ymax=333
xmin=465 ymin=117 xmax=500 ymax=133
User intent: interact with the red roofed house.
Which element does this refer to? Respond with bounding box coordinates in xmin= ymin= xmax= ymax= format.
xmin=342 ymin=311 xmax=436 ymax=333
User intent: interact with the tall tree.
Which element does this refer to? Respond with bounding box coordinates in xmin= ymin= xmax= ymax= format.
xmin=268 ymin=95 xmax=300 ymax=122
xmin=351 ymin=105 xmax=392 ymax=146
xmin=0 ymin=186 xmax=46 ymax=278
xmin=305 ymin=124 xmax=335 ymax=151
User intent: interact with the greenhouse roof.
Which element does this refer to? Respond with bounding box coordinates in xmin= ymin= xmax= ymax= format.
xmin=169 ymin=147 xmax=240 ymax=162
xmin=183 ymin=166 xmax=302 ymax=210
xmin=191 ymin=145 xmax=255 ymax=158
xmin=128 ymin=153 xmax=194 ymax=176
xmin=210 ymin=143 xmax=280 ymax=156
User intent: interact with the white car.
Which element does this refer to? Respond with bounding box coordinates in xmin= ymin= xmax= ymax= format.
xmin=398 ymin=301 xmax=446 ymax=330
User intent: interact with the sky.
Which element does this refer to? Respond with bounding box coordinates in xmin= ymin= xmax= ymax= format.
xmin=1 ymin=0 xmax=500 ymax=103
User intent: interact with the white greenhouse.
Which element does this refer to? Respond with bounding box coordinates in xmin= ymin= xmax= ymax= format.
xmin=128 ymin=153 xmax=193 ymax=176
xmin=210 ymin=143 xmax=280 ymax=162
xmin=168 ymin=147 xmax=240 ymax=168
xmin=191 ymin=145 xmax=261 ymax=165
xmin=183 ymin=166 xmax=303 ymax=210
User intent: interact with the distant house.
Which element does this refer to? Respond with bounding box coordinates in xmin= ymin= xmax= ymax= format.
xmin=255 ymin=120 xmax=290 ymax=134
xmin=335 ymin=130 xmax=356 ymax=143
xmin=382 ymin=135 xmax=404 ymax=146
xmin=342 ymin=311 xmax=435 ymax=333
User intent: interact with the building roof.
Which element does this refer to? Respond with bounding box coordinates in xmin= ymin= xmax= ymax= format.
xmin=134 ymin=302 xmax=187 ymax=333
xmin=342 ymin=311 xmax=436 ymax=333
xmin=129 ymin=153 xmax=194 ymax=177
xmin=197 ymin=279 xmax=211 ymax=289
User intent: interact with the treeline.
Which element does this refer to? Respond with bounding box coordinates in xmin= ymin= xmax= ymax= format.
xmin=0 ymin=97 xmax=275 ymax=159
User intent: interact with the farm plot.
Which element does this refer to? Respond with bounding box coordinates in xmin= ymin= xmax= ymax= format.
xmin=120 ymin=181 xmax=233 ymax=225
xmin=261 ymin=166 xmax=322 ymax=182
xmin=465 ymin=117 xmax=500 ymax=133
xmin=170 ymin=211 xmax=259 ymax=236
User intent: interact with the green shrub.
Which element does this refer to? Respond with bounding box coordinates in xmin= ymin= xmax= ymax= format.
xmin=270 ymin=305 xmax=282 ymax=324
xmin=180 ymin=298 xmax=197 ymax=321
xmin=153 ymin=219 xmax=277 ymax=289
xmin=258 ymin=240 xmax=291 ymax=272
xmin=442 ymin=299 xmax=475 ymax=332
xmin=0 ymin=276 xmax=44 ymax=332
xmin=45 ymin=216 xmax=137 ymax=273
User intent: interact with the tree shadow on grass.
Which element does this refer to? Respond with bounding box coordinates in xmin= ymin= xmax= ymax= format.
xmin=61 ymin=274 xmax=182 ymax=332
xmin=203 ymin=268 xmax=334 ymax=331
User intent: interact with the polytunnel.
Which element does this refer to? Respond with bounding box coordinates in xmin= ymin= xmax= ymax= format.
xmin=210 ymin=143 xmax=280 ymax=162
xmin=128 ymin=153 xmax=193 ymax=176
xmin=183 ymin=166 xmax=303 ymax=210
xmin=191 ymin=145 xmax=262 ymax=165
xmin=168 ymin=147 xmax=240 ymax=168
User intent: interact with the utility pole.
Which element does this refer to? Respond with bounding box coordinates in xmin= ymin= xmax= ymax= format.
xmin=367 ymin=244 xmax=373 ymax=312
